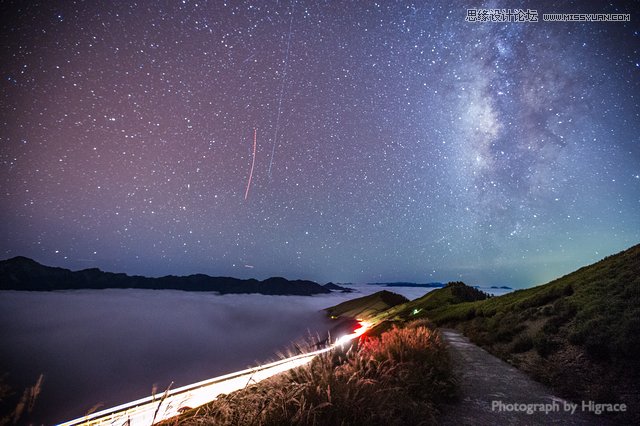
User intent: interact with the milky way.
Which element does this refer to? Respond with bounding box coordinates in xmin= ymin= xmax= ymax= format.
xmin=1 ymin=1 xmax=638 ymax=287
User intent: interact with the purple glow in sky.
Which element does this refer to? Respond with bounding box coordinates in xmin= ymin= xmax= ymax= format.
xmin=1 ymin=1 xmax=639 ymax=287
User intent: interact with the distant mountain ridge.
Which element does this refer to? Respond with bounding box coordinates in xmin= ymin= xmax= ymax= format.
xmin=368 ymin=281 xmax=445 ymax=288
xmin=323 ymin=282 xmax=354 ymax=292
xmin=0 ymin=256 xmax=330 ymax=295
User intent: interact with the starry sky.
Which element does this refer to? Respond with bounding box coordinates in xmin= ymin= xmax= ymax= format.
xmin=1 ymin=0 xmax=638 ymax=288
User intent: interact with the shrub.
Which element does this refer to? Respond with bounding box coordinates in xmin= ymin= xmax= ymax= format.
xmin=493 ymin=323 xmax=523 ymax=343
xmin=464 ymin=307 xmax=477 ymax=320
xmin=447 ymin=282 xmax=489 ymax=303
xmin=516 ymin=285 xmax=566 ymax=310
xmin=533 ymin=333 xmax=560 ymax=358
xmin=511 ymin=335 xmax=534 ymax=353
xmin=563 ymin=284 xmax=574 ymax=296
xmin=540 ymin=305 xmax=554 ymax=316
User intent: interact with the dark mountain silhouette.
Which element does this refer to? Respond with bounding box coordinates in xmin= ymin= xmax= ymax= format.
xmin=323 ymin=282 xmax=354 ymax=292
xmin=368 ymin=281 xmax=445 ymax=288
xmin=0 ymin=256 xmax=330 ymax=295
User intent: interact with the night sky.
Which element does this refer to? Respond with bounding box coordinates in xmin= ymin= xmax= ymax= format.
xmin=1 ymin=1 xmax=638 ymax=287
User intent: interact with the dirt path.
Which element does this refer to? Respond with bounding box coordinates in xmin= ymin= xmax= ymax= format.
xmin=436 ymin=329 xmax=611 ymax=425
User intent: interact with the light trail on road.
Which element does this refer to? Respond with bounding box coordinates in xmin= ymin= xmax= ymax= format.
xmin=58 ymin=321 xmax=370 ymax=426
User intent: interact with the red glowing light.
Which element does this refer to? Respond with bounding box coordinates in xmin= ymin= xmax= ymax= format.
xmin=335 ymin=320 xmax=370 ymax=346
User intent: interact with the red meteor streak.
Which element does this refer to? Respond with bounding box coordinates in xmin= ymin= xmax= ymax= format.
xmin=244 ymin=128 xmax=257 ymax=200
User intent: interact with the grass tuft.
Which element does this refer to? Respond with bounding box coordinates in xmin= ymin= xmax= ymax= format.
xmin=0 ymin=374 xmax=43 ymax=426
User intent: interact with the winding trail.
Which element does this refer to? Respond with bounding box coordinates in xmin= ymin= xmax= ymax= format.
xmin=437 ymin=329 xmax=610 ymax=426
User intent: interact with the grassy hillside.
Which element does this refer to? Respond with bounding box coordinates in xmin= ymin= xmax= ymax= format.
xmin=385 ymin=244 xmax=640 ymax=422
xmin=415 ymin=245 xmax=639 ymax=361
xmin=376 ymin=281 xmax=490 ymax=323
xmin=325 ymin=290 xmax=408 ymax=320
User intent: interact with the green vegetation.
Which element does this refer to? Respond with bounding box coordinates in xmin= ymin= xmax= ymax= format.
xmin=376 ymin=281 xmax=490 ymax=323
xmin=325 ymin=290 xmax=408 ymax=320
xmin=167 ymin=321 xmax=456 ymax=425
xmin=409 ymin=245 xmax=639 ymax=362
xmin=378 ymin=244 xmax=640 ymax=422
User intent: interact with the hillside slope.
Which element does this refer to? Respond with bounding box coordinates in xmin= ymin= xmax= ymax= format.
xmin=325 ymin=290 xmax=408 ymax=320
xmin=385 ymin=244 xmax=639 ymax=423
xmin=378 ymin=281 xmax=490 ymax=322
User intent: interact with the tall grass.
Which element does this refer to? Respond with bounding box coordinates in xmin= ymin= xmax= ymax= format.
xmin=168 ymin=321 xmax=456 ymax=425
xmin=0 ymin=374 xmax=43 ymax=425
